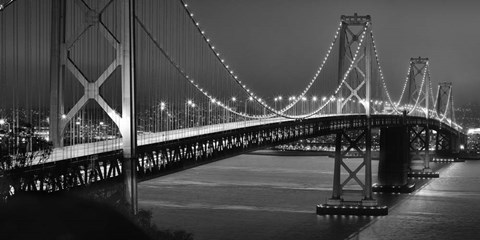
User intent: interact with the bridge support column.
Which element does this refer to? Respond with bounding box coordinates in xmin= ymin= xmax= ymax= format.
xmin=451 ymin=134 xmax=459 ymax=153
xmin=434 ymin=131 xmax=454 ymax=159
xmin=120 ymin=0 xmax=137 ymax=215
xmin=433 ymin=131 xmax=464 ymax=162
xmin=317 ymin=127 xmax=387 ymax=216
xmin=424 ymin=125 xmax=431 ymax=172
xmin=373 ymin=126 xmax=415 ymax=193
xmin=329 ymin=131 xmax=342 ymax=202
xmin=362 ymin=118 xmax=375 ymax=205
xmin=49 ymin=0 xmax=66 ymax=147
xmin=408 ymin=126 xmax=439 ymax=179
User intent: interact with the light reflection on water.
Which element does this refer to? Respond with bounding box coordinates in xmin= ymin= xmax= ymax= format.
xmin=138 ymin=154 xmax=480 ymax=240
xmin=351 ymin=161 xmax=480 ymax=240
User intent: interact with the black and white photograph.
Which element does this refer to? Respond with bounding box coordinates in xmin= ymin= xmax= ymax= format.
xmin=1 ymin=0 xmax=480 ymax=239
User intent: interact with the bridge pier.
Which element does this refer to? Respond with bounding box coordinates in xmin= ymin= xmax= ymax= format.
xmin=432 ymin=131 xmax=464 ymax=162
xmin=120 ymin=0 xmax=138 ymax=214
xmin=408 ymin=126 xmax=439 ymax=179
xmin=49 ymin=0 xmax=66 ymax=147
xmin=317 ymin=128 xmax=387 ymax=216
xmin=435 ymin=131 xmax=450 ymax=153
xmin=373 ymin=126 xmax=415 ymax=193
xmin=48 ymin=0 xmax=139 ymax=213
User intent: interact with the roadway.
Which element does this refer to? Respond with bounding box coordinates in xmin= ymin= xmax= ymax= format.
xmin=33 ymin=117 xmax=293 ymax=164
xmin=29 ymin=112 xmax=460 ymax=166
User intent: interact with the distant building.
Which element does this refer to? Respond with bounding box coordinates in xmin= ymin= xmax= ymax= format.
xmin=456 ymin=102 xmax=480 ymax=129
xmin=467 ymin=128 xmax=480 ymax=135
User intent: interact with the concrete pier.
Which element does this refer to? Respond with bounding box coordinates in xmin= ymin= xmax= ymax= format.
xmin=374 ymin=126 xmax=415 ymax=193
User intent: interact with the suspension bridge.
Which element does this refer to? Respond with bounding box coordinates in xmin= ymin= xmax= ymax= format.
xmin=0 ymin=0 xmax=465 ymax=216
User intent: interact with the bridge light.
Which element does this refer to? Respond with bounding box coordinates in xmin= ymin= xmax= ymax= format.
xmin=322 ymin=97 xmax=327 ymax=101
xmin=231 ymin=97 xmax=236 ymax=102
xmin=61 ymin=114 xmax=67 ymax=119
xmin=249 ymin=97 xmax=253 ymax=101
xmin=302 ymin=97 xmax=307 ymax=101
xmin=312 ymin=96 xmax=318 ymax=102
xmin=187 ymin=100 xmax=193 ymax=105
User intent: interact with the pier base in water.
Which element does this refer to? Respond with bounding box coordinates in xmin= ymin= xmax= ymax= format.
xmin=408 ymin=171 xmax=439 ymax=179
xmin=432 ymin=157 xmax=464 ymax=163
xmin=372 ymin=183 xmax=416 ymax=194
xmin=316 ymin=202 xmax=388 ymax=216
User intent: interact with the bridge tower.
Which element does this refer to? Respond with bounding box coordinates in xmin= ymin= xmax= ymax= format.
xmin=49 ymin=0 xmax=138 ymax=213
xmin=405 ymin=57 xmax=430 ymax=116
xmin=435 ymin=82 xmax=458 ymax=155
xmin=318 ymin=14 xmax=387 ymax=216
xmin=436 ymin=82 xmax=455 ymax=125
xmin=336 ymin=13 xmax=372 ymax=115
xmin=403 ymin=57 xmax=436 ymax=177
xmin=375 ymin=112 xmax=415 ymax=193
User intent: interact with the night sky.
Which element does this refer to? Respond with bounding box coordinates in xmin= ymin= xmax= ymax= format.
xmin=1 ymin=0 xmax=479 ymax=110
xmin=187 ymin=0 xmax=480 ymax=106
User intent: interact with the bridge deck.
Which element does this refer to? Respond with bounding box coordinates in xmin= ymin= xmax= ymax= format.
xmin=26 ymin=113 xmax=460 ymax=166
xmin=35 ymin=117 xmax=293 ymax=164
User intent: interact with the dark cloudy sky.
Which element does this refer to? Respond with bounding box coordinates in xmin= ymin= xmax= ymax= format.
xmin=187 ymin=0 xmax=480 ymax=106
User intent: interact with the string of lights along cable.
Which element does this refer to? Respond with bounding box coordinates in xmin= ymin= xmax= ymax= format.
xmin=0 ymin=0 xmax=461 ymax=165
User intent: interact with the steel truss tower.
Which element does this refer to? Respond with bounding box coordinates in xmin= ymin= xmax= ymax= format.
xmin=406 ymin=57 xmax=430 ymax=116
xmin=406 ymin=57 xmax=432 ymax=173
xmin=328 ymin=13 xmax=379 ymax=209
xmin=50 ymin=0 xmax=138 ymax=213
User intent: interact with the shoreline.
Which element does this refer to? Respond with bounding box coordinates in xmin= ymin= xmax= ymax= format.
xmin=247 ymin=149 xmax=381 ymax=159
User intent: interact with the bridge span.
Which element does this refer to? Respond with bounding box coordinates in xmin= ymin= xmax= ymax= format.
xmin=6 ymin=113 xmax=465 ymax=215
xmin=0 ymin=1 xmax=466 ymax=216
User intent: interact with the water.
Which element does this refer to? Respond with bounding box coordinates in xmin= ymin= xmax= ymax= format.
xmin=138 ymin=153 xmax=480 ymax=240
xmin=351 ymin=161 xmax=480 ymax=240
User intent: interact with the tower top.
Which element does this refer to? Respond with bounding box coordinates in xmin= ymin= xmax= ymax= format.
xmin=438 ymin=82 xmax=452 ymax=86
xmin=341 ymin=13 xmax=371 ymax=25
xmin=410 ymin=56 xmax=429 ymax=64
